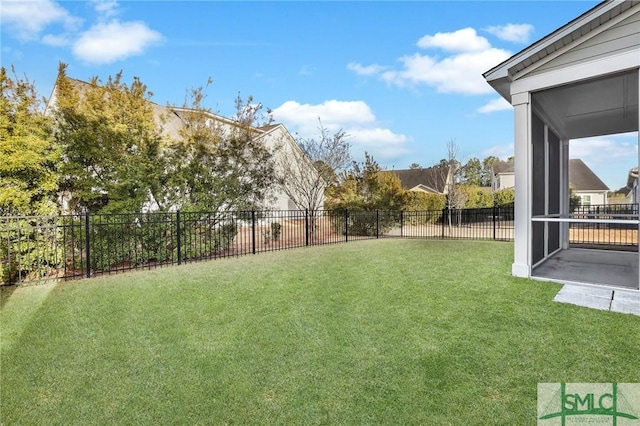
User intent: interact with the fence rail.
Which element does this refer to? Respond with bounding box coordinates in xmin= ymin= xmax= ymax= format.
xmin=1 ymin=204 xmax=637 ymax=285
xmin=569 ymin=203 xmax=638 ymax=249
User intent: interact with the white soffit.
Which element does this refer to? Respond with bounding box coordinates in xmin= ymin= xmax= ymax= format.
xmin=532 ymin=69 xmax=639 ymax=139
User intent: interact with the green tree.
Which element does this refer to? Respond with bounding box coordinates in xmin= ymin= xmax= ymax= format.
xmin=326 ymin=154 xmax=407 ymax=209
xmin=165 ymin=88 xmax=276 ymax=212
xmin=325 ymin=153 xmax=410 ymax=235
xmin=460 ymin=184 xmax=493 ymax=208
xmin=53 ymin=63 xmax=166 ymax=213
xmin=493 ymin=188 xmax=515 ymax=207
xmin=461 ymin=157 xmax=483 ymax=186
xmin=481 ymin=156 xmax=501 ymax=187
xmin=0 ymin=66 xmax=59 ymax=215
xmin=569 ymin=185 xmax=581 ymax=212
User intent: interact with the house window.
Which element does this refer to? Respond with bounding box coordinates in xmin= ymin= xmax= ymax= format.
xmin=580 ymin=194 xmax=591 ymax=206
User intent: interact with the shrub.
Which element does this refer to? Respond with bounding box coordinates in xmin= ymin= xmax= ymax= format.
xmin=493 ymin=188 xmax=515 ymax=207
xmin=460 ymin=185 xmax=493 ymax=208
xmin=214 ymin=222 xmax=238 ymax=252
xmin=1 ymin=217 xmax=64 ymax=284
xmin=329 ymin=209 xmax=399 ymax=237
xmin=405 ymin=192 xmax=446 ymax=224
xmin=271 ymin=222 xmax=282 ymax=242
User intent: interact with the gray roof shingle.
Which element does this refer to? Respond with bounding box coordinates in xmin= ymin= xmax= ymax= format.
xmin=390 ymin=166 xmax=450 ymax=194
xmin=569 ymin=158 xmax=609 ymax=191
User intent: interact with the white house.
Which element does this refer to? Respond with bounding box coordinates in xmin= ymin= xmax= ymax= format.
xmin=568 ymin=158 xmax=610 ymax=206
xmin=47 ymin=76 xmax=321 ymax=212
xmin=491 ymin=158 xmax=609 ymax=208
xmin=491 ymin=160 xmax=515 ymax=193
xmin=484 ymin=0 xmax=639 ymax=290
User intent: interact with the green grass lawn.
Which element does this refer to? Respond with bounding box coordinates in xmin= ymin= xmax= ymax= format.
xmin=1 ymin=239 xmax=639 ymax=425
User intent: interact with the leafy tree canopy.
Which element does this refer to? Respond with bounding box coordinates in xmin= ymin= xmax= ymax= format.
xmin=325 ymin=152 xmax=409 ymax=211
xmin=0 ymin=66 xmax=59 ymax=215
xmin=53 ymin=64 xmax=275 ymax=214
xmin=53 ymin=63 xmax=166 ymax=213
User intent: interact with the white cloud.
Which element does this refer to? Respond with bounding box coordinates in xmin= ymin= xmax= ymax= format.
xmin=73 ymin=20 xmax=163 ymax=64
xmin=477 ymin=97 xmax=512 ymax=114
xmin=485 ymin=24 xmax=534 ymax=43
xmin=570 ymin=134 xmax=637 ymax=163
xmin=417 ymin=27 xmax=490 ymax=53
xmin=347 ymin=62 xmax=387 ymax=76
xmin=348 ymin=128 xmax=411 ymax=160
xmin=42 ymin=33 xmax=72 ymax=47
xmin=272 ymin=100 xmax=375 ymax=130
xmin=481 ymin=144 xmax=514 ymax=160
xmin=0 ymin=0 xmax=80 ymax=40
xmin=348 ymin=27 xmax=511 ymax=95
xmin=91 ymin=0 xmax=119 ymax=18
xmin=570 ymin=134 xmax=638 ymax=189
xmin=1 ymin=0 xmax=163 ymax=65
xmin=272 ymin=100 xmax=410 ymax=161
xmin=380 ymin=47 xmax=510 ymax=94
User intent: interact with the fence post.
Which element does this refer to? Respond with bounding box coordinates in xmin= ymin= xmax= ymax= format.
xmin=251 ymin=211 xmax=256 ymax=254
xmin=493 ymin=204 xmax=497 ymax=241
xmin=441 ymin=208 xmax=446 ymax=239
xmin=344 ymin=209 xmax=348 ymax=242
xmin=84 ymin=211 xmax=91 ymax=278
xmin=400 ymin=210 xmax=404 ymax=238
xmin=305 ymin=209 xmax=309 ymax=246
xmin=176 ymin=210 xmax=182 ymax=265
xmin=376 ymin=210 xmax=379 ymax=238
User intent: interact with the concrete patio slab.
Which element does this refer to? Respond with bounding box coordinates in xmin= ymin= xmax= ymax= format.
xmin=554 ymin=284 xmax=640 ymax=316
xmin=613 ymin=290 xmax=640 ymax=302
xmin=554 ymin=287 xmax=612 ymax=311
xmin=611 ymin=290 xmax=640 ymax=316
xmin=555 ymin=285 xmax=613 ymax=299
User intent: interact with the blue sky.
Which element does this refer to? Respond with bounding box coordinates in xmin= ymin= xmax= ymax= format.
xmin=1 ymin=0 xmax=637 ymax=190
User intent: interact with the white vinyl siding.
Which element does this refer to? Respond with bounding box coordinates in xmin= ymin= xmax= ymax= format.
xmin=530 ymin=11 xmax=640 ymax=77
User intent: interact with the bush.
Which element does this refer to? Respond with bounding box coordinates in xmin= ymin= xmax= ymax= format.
xmin=214 ymin=222 xmax=238 ymax=251
xmin=406 ymin=192 xmax=446 ymax=212
xmin=460 ymin=185 xmax=493 ymax=208
xmin=405 ymin=192 xmax=446 ymax=224
xmin=493 ymin=188 xmax=515 ymax=207
xmin=1 ymin=217 xmax=64 ymax=284
xmin=329 ymin=209 xmax=399 ymax=237
xmin=271 ymin=222 xmax=282 ymax=242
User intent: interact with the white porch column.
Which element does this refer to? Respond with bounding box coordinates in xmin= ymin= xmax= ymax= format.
xmin=512 ymin=92 xmax=532 ymax=278
xmin=560 ymin=139 xmax=570 ymax=250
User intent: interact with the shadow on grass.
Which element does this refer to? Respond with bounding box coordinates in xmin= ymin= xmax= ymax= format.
xmin=0 ymin=284 xmax=17 ymax=309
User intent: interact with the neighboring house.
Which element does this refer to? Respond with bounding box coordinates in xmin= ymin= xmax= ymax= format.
xmin=610 ymin=186 xmax=632 ymax=204
xmin=569 ymin=158 xmax=609 ymax=207
xmin=626 ymin=167 xmax=638 ymax=204
xmin=47 ymin=76 xmax=318 ymax=212
xmin=490 ymin=158 xmax=609 ymax=207
xmin=391 ymin=166 xmax=452 ymax=194
xmin=491 ymin=160 xmax=514 ymax=192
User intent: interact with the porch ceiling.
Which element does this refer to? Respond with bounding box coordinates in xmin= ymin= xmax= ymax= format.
xmin=532 ymin=69 xmax=639 ymax=139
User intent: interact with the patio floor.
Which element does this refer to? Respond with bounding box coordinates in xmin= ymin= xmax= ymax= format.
xmin=532 ymin=248 xmax=639 ymax=291
xmin=553 ymin=284 xmax=640 ymax=316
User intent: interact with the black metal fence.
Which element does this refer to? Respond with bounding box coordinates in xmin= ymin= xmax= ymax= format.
xmin=4 ymin=203 xmax=638 ymax=286
xmin=570 ymin=203 xmax=638 ymax=249
xmin=1 ymin=207 xmax=517 ymax=285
